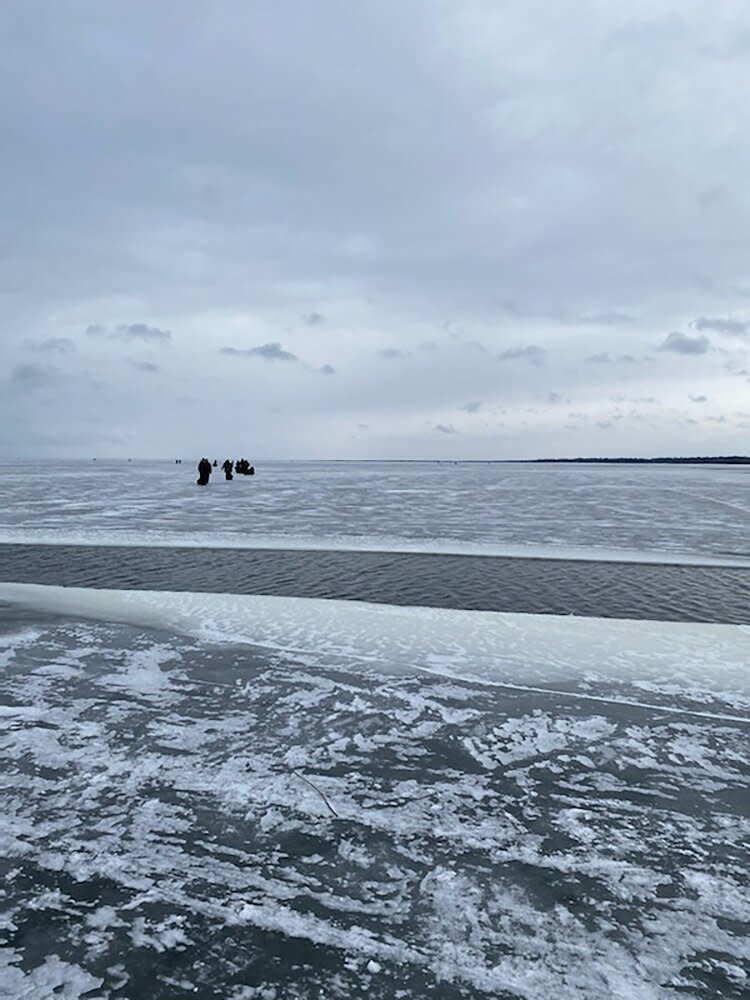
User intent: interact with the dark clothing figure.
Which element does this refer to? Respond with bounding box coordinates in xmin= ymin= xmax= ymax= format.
xmin=248 ymin=465 xmax=255 ymax=475
xmin=222 ymin=459 xmax=234 ymax=481
xmin=197 ymin=457 xmax=212 ymax=486
xmin=213 ymin=459 xmax=218 ymax=467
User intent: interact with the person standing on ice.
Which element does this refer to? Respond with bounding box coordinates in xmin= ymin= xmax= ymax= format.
xmin=222 ymin=459 xmax=234 ymax=481
xmin=197 ymin=457 xmax=212 ymax=486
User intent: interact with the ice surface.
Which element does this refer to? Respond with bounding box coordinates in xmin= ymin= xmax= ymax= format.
xmin=0 ymin=582 xmax=748 ymax=707
xmin=0 ymin=950 xmax=103 ymax=999
xmin=4 ymin=528 xmax=750 ymax=567
xmin=1 ymin=604 xmax=748 ymax=998
xmin=1 ymin=459 xmax=749 ymax=565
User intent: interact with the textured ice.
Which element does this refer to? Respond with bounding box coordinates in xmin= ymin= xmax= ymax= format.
xmin=0 ymin=950 xmax=103 ymax=999
xmin=0 ymin=582 xmax=748 ymax=707
xmin=1 ymin=459 xmax=749 ymax=566
xmin=1 ymin=586 xmax=749 ymax=997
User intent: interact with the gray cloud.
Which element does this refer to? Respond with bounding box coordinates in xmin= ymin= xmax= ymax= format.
xmin=86 ymin=323 xmax=171 ymax=343
xmin=497 ymin=345 xmax=546 ymax=367
xmin=697 ymin=186 xmax=728 ymax=212
xmin=11 ymin=363 xmax=58 ymax=386
xmin=586 ymin=352 xmax=638 ymax=364
xmin=118 ymin=323 xmax=171 ymax=342
xmin=319 ymin=364 xmax=335 ymax=375
xmin=659 ymin=331 xmax=710 ymax=355
xmin=693 ymin=317 xmax=749 ymax=336
xmin=460 ymin=400 xmax=482 ymax=413
xmin=221 ymin=342 xmax=298 ymax=362
xmin=378 ymin=348 xmax=406 ymax=360
xmin=578 ymin=312 xmax=636 ymax=326
xmin=689 ymin=394 xmax=708 ymax=403
xmin=611 ymin=395 xmax=657 ymax=404
xmin=27 ymin=337 xmax=75 ymax=354
xmin=129 ymin=360 xmax=160 ymax=373
xmin=434 ymin=423 xmax=458 ymax=434
xmin=303 ymin=312 xmax=324 ymax=325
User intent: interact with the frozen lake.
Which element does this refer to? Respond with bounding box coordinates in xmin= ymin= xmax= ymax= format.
xmin=1 ymin=461 xmax=749 ymax=998
xmin=1 ymin=460 xmax=749 ymax=565
xmin=1 ymin=586 xmax=749 ymax=999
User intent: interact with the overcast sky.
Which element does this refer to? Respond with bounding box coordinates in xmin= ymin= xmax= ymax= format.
xmin=2 ymin=1 xmax=750 ymax=459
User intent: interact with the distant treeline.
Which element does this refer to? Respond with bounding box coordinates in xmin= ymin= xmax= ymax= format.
xmin=532 ymin=456 xmax=750 ymax=465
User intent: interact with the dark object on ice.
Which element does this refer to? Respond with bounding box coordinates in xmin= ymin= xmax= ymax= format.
xmin=248 ymin=465 xmax=255 ymax=475
xmin=197 ymin=457 xmax=212 ymax=486
xmin=222 ymin=459 xmax=234 ymax=481
xmin=213 ymin=459 xmax=218 ymax=467
xmin=236 ymin=458 xmax=253 ymax=475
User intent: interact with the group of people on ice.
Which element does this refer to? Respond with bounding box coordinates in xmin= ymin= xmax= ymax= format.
xmin=197 ymin=457 xmax=254 ymax=486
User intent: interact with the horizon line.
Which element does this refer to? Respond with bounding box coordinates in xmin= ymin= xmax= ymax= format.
xmin=1 ymin=455 xmax=748 ymax=465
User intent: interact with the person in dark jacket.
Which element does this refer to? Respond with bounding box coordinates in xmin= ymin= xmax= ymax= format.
xmin=222 ymin=459 xmax=234 ymax=481
xmin=197 ymin=457 xmax=212 ymax=486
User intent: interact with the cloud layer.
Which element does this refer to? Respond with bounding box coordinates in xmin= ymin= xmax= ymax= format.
xmin=659 ymin=332 xmax=710 ymax=355
xmin=221 ymin=343 xmax=298 ymax=362
xmin=86 ymin=324 xmax=172 ymax=343
xmin=1 ymin=1 xmax=749 ymax=457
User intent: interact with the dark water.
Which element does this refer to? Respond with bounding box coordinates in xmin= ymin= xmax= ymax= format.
xmin=1 ymin=543 xmax=749 ymax=623
xmin=2 ymin=605 xmax=749 ymax=999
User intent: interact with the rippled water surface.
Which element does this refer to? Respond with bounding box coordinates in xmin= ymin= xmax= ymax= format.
xmin=2 ymin=543 xmax=750 ymax=623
